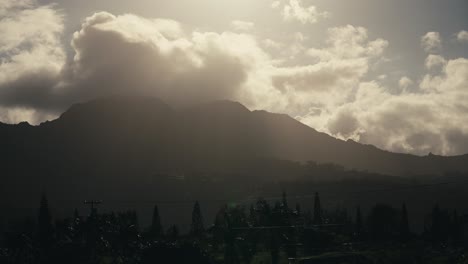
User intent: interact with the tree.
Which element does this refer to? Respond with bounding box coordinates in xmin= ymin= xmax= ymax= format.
xmin=282 ymin=191 xmax=289 ymax=211
xmin=400 ymin=203 xmax=410 ymax=242
xmin=150 ymin=205 xmax=163 ymax=238
xmin=167 ymin=225 xmax=179 ymax=240
xmin=295 ymin=203 xmax=301 ymax=216
xmin=450 ymin=210 xmax=463 ymax=246
xmin=430 ymin=205 xmax=450 ymax=243
xmin=128 ymin=210 xmax=139 ymax=230
xmin=248 ymin=204 xmax=256 ymax=226
xmin=270 ymin=231 xmax=280 ymax=264
xmin=73 ymin=208 xmax=80 ymax=221
xmin=256 ymin=198 xmax=271 ymax=226
xmin=72 ymin=208 xmax=81 ymax=232
xmin=355 ymin=206 xmax=362 ymax=238
xmin=191 ymin=201 xmax=205 ymax=236
xmin=368 ymin=204 xmax=398 ymax=241
xmin=37 ymin=194 xmax=54 ymax=246
xmin=313 ymin=192 xmax=323 ymax=225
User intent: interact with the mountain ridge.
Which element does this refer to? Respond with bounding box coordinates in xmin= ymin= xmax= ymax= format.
xmin=1 ymin=96 xmax=468 ymax=177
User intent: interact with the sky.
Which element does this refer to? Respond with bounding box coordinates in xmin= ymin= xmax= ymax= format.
xmin=0 ymin=0 xmax=467 ymax=156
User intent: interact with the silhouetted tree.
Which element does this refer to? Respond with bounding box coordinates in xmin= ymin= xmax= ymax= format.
xmin=282 ymin=191 xmax=288 ymax=211
xmin=313 ymin=192 xmax=323 ymax=225
xmin=248 ymin=204 xmax=256 ymax=226
xmin=223 ymin=210 xmax=238 ymax=264
xmin=368 ymin=204 xmax=398 ymax=241
xmin=355 ymin=206 xmax=363 ymax=238
xmin=142 ymin=243 xmax=211 ymax=264
xmin=430 ymin=204 xmax=450 ymax=243
xmin=304 ymin=210 xmax=313 ymax=226
xmin=150 ymin=205 xmax=163 ymax=238
xmin=37 ymin=194 xmax=53 ymax=247
xmin=272 ymin=201 xmax=282 ymax=225
xmin=73 ymin=208 xmax=80 ymax=221
xmin=256 ymin=198 xmax=271 ymax=226
xmin=191 ymin=201 xmax=204 ymax=236
xmin=130 ymin=210 xmax=139 ymax=229
xmin=450 ymin=210 xmax=463 ymax=246
xmin=400 ymin=203 xmax=410 ymax=242
xmin=167 ymin=225 xmax=179 ymax=240
xmin=224 ymin=230 xmax=238 ymax=264
xmin=270 ymin=231 xmax=280 ymax=264
xmin=295 ymin=203 xmax=301 ymax=216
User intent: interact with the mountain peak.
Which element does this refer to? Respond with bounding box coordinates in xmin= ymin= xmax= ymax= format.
xmin=57 ymin=95 xmax=172 ymax=124
xmin=193 ymin=100 xmax=250 ymax=112
xmin=182 ymin=100 xmax=251 ymax=119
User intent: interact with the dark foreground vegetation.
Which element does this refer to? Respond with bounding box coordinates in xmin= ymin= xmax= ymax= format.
xmin=1 ymin=192 xmax=467 ymax=264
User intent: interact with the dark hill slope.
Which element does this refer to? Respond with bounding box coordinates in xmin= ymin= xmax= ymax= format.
xmin=1 ymin=96 xmax=468 ymax=179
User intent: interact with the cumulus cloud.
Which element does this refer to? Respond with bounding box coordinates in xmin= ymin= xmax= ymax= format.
xmin=230 ymin=20 xmax=254 ymax=32
xmin=273 ymin=0 xmax=329 ymax=24
xmin=252 ymin=25 xmax=389 ymax=134
xmin=307 ymin=25 xmax=388 ymax=60
xmin=0 ymin=7 xmax=269 ymax=121
xmin=425 ymin=54 xmax=446 ymax=70
xmin=399 ymin=77 xmax=413 ymax=90
xmin=421 ymin=32 xmax=442 ymax=53
xmin=0 ymin=0 xmax=65 ymax=122
xmin=267 ymin=28 xmax=468 ymax=155
xmin=263 ymin=38 xmax=283 ymax=50
xmin=420 ymin=58 xmax=468 ymax=93
xmin=327 ymin=108 xmax=361 ymax=138
xmin=271 ymin=1 xmax=281 ymax=9
xmin=67 ymin=12 xmax=273 ymax=107
xmin=0 ymin=0 xmax=33 ymax=15
xmin=457 ymin=30 xmax=468 ymax=42
xmin=325 ymin=58 xmax=468 ymax=155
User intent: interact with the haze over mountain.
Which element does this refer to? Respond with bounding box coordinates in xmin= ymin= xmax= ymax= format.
xmin=2 ymin=96 xmax=468 ymax=180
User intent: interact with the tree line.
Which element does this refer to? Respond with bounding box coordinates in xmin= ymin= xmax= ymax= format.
xmin=1 ymin=192 xmax=467 ymax=263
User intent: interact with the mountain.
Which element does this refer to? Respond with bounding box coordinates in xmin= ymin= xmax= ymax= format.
xmin=2 ymin=95 xmax=468 ymax=230
xmin=1 ymin=95 xmax=468 ymax=180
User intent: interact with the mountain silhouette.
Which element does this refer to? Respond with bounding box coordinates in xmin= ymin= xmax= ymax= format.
xmin=1 ymin=95 xmax=468 ymax=180
xmin=2 ymin=95 xmax=468 ymax=230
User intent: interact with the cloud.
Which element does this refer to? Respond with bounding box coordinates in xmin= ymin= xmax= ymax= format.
xmin=66 ymin=12 xmax=269 ymax=106
xmin=230 ymin=20 xmax=254 ymax=32
xmin=248 ymin=25 xmax=389 ymax=133
xmin=0 ymin=0 xmax=65 ymax=121
xmin=327 ymin=108 xmax=361 ymax=138
xmin=262 ymin=27 xmax=468 ymax=156
xmin=271 ymin=1 xmax=281 ymax=9
xmin=420 ymin=58 xmax=468 ymax=93
xmin=457 ymin=30 xmax=468 ymax=42
xmin=425 ymin=54 xmax=446 ymax=70
xmin=267 ymin=25 xmax=389 ymax=106
xmin=273 ymin=0 xmax=329 ymax=24
xmin=0 ymin=7 xmax=269 ymax=122
xmin=399 ymin=77 xmax=413 ymax=90
xmin=326 ymin=58 xmax=468 ymax=155
xmin=0 ymin=0 xmax=33 ymax=15
xmin=263 ymin=39 xmax=283 ymax=50
xmin=421 ymin=32 xmax=442 ymax=53
xmin=307 ymin=25 xmax=388 ymax=60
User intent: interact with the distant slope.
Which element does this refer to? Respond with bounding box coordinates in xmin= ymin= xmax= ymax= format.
xmin=1 ymin=95 xmax=468 ymax=178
